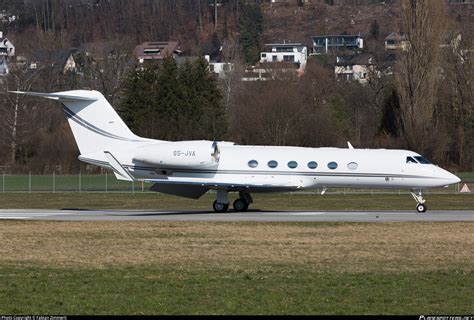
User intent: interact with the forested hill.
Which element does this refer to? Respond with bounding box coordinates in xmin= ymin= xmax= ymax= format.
xmin=3 ymin=1 xmax=472 ymax=56
xmin=0 ymin=0 xmax=473 ymax=174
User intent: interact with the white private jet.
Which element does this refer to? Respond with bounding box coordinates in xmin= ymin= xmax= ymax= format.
xmin=12 ymin=90 xmax=460 ymax=213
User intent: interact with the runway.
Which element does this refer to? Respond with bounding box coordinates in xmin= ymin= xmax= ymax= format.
xmin=0 ymin=209 xmax=473 ymax=222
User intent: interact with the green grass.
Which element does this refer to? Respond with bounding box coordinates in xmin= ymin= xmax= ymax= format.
xmin=0 ymin=220 xmax=472 ymax=315
xmin=0 ymin=265 xmax=471 ymax=315
xmin=0 ymin=192 xmax=473 ymax=211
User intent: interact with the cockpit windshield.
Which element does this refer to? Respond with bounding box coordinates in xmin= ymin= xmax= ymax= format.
xmin=414 ymin=156 xmax=431 ymax=164
xmin=406 ymin=156 xmax=418 ymax=164
xmin=406 ymin=156 xmax=432 ymax=164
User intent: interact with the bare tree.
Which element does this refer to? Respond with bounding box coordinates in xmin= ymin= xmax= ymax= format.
xmin=0 ymin=66 xmax=41 ymax=167
xmin=395 ymin=0 xmax=448 ymax=154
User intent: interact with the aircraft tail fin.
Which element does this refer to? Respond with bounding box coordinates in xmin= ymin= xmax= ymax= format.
xmin=10 ymin=90 xmax=153 ymax=155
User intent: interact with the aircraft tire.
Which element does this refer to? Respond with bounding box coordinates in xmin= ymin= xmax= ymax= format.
xmin=213 ymin=200 xmax=229 ymax=213
xmin=416 ymin=203 xmax=427 ymax=213
xmin=233 ymin=199 xmax=249 ymax=212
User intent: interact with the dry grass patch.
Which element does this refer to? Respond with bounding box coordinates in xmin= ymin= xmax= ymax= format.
xmin=0 ymin=221 xmax=472 ymax=273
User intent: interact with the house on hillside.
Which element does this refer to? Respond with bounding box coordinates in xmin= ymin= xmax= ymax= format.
xmin=0 ymin=10 xmax=17 ymax=24
xmin=133 ymin=41 xmax=182 ymax=63
xmin=259 ymin=42 xmax=308 ymax=69
xmin=203 ymin=55 xmax=234 ymax=79
xmin=0 ymin=31 xmax=15 ymax=75
xmin=311 ymin=35 xmax=363 ymax=54
xmin=334 ymin=53 xmax=375 ymax=84
xmin=384 ymin=32 xmax=408 ymax=51
xmin=30 ymin=48 xmax=79 ymax=74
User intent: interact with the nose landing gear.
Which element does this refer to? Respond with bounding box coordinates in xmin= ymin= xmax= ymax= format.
xmin=411 ymin=191 xmax=427 ymax=213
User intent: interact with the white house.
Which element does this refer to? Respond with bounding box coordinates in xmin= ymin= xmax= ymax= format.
xmin=334 ymin=54 xmax=374 ymax=84
xmin=259 ymin=42 xmax=307 ymax=69
xmin=384 ymin=32 xmax=408 ymax=51
xmin=312 ymin=35 xmax=363 ymax=54
xmin=0 ymin=31 xmax=15 ymax=75
xmin=203 ymin=55 xmax=234 ymax=79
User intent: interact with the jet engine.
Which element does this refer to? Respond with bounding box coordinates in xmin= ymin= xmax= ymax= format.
xmin=133 ymin=140 xmax=233 ymax=169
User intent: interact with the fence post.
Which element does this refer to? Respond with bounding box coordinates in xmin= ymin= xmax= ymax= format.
xmin=132 ymin=180 xmax=135 ymax=194
xmin=105 ymin=171 xmax=108 ymax=193
xmin=2 ymin=172 xmax=4 ymax=193
xmin=29 ymin=172 xmax=31 ymax=193
xmin=53 ymin=171 xmax=55 ymax=194
xmin=79 ymin=170 xmax=82 ymax=193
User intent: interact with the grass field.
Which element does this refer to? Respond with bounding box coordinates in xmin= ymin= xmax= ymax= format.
xmin=0 ymin=221 xmax=473 ymax=314
xmin=0 ymin=192 xmax=473 ymax=314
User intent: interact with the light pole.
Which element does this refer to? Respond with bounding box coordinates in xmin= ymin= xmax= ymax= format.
xmin=209 ymin=0 xmax=222 ymax=30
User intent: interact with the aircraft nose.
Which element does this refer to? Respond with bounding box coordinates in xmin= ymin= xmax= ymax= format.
xmin=443 ymin=170 xmax=461 ymax=185
xmin=452 ymin=174 xmax=461 ymax=184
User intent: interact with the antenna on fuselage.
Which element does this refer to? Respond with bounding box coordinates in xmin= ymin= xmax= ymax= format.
xmin=347 ymin=141 xmax=354 ymax=149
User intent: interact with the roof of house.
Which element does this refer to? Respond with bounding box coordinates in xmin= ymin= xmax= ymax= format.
xmin=312 ymin=35 xmax=362 ymax=39
xmin=385 ymin=32 xmax=408 ymax=41
xmin=0 ymin=37 xmax=13 ymax=47
xmin=31 ymin=48 xmax=79 ymax=73
xmin=32 ymin=48 xmax=78 ymax=63
xmin=264 ymin=43 xmax=305 ymax=47
xmin=133 ymin=41 xmax=180 ymax=60
xmin=336 ymin=53 xmax=373 ymax=66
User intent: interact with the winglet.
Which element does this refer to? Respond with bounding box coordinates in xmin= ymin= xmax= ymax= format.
xmin=104 ymin=151 xmax=134 ymax=182
xmin=347 ymin=141 xmax=354 ymax=149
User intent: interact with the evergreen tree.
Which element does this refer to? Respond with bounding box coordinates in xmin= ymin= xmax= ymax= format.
xmin=189 ymin=58 xmax=226 ymax=139
xmin=379 ymin=88 xmax=400 ymax=137
xmin=119 ymin=61 xmax=161 ymax=138
xmin=157 ymin=56 xmax=181 ymax=140
xmin=238 ymin=1 xmax=263 ymax=65
xmin=369 ymin=20 xmax=380 ymax=39
xmin=211 ymin=32 xmax=222 ymax=61
xmin=119 ymin=57 xmax=227 ymax=141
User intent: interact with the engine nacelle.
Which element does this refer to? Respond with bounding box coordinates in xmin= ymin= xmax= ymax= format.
xmin=133 ymin=140 xmax=231 ymax=169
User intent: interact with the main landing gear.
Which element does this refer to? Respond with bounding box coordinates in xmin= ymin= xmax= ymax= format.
xmin=411 ymin=190 xmax=427 ymax=213
xmin=212 ymin=190 xmax=253 ymax=213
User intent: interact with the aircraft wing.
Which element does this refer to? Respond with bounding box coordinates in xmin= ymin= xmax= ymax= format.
xmin=146 ymin=179 xmax=301 ymax=199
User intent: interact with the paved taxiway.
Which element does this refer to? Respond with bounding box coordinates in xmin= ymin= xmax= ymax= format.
xmin=0 ymin=209 xmax=473 ymax=222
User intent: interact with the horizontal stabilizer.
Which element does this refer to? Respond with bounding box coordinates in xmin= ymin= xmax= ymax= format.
xmin=104 ymin=151 xmax=134 ymax=182
xmin=150 ymin=183 xmax=209 ymax=199
xmin=9 ymin=91 xmax=98 ymax=102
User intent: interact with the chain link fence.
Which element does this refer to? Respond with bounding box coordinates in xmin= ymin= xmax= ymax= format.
xmin=0 ymin=172 xmax=472 ymax=194
xmin=1 ymin=172 xmax=145 ymax=193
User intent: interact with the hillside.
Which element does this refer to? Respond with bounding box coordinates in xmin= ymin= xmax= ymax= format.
xmin=261 ymin=1 xmax=400 ymax=46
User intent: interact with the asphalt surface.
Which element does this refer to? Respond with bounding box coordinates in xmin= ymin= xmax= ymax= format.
xmin=0 ymin=209 xmax=473 ymax=222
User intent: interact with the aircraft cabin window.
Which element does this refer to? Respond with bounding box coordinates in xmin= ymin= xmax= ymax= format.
xmin=248 ymin=160 xmax=258 ymax=168
xmin=406 ymin=157 xmax=418 ymax=164
xmin=328 ymin=162 xmax=338 ymax=170
xmin=347 ymin=162 xmax=358 ymax=170
xmin=414 ymin=156 xmax=431 ymax=164
xmin=268 ymin=160 xmax=278 ymax=168
xmin=287 ymin=161 xmax=298 ymax=169
xmin=307 ymin=161 xmax=318 ymax=169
